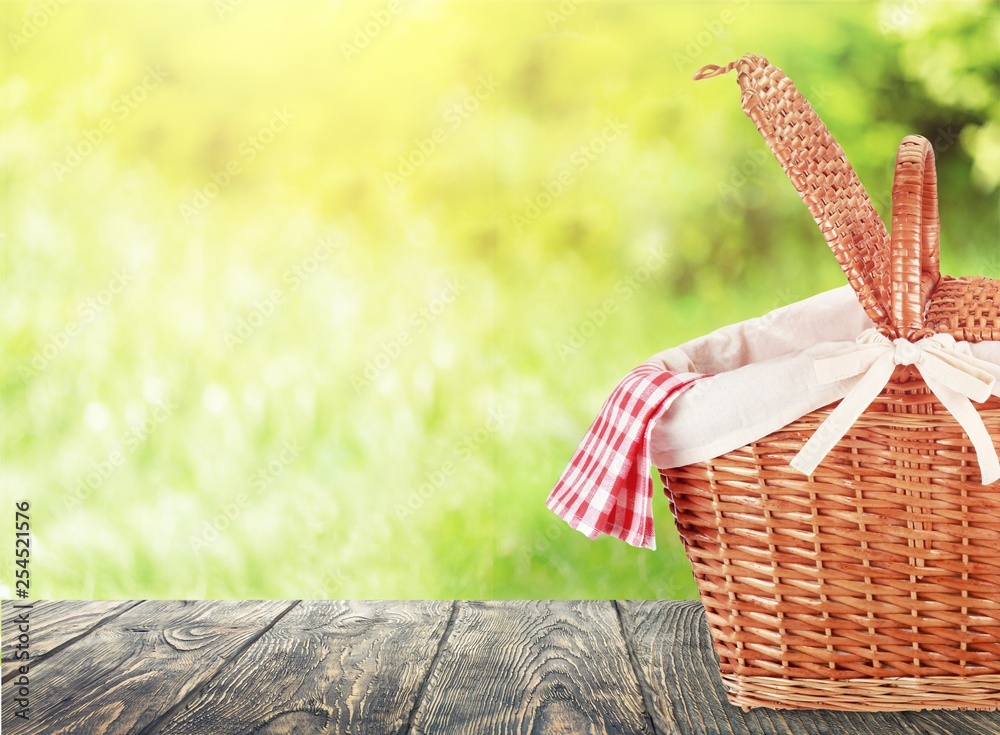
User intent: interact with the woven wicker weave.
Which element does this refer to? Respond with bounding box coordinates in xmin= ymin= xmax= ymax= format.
xmin=664 ymin=55 xmax=1000 ymax=712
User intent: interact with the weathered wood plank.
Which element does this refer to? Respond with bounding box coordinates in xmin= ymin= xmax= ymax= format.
xmin=4 ymin=600 xmax=996 ymax=734
xmin=618 ymin=600 xmax=1000 ymax=735
xmin=1 ymin=600 xmax=292 ymax=735
xmin=408 ymin=600 xmax=656 ymax=735
xmin=150 ymin=600 xmax=452 ymax=735
xmin=2 ymin=600 xmax=140 ymax=681
xmin=904 ymin=709 xmax=1000 ymax=735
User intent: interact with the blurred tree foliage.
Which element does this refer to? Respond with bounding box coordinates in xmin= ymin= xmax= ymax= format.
xmin=1 ymin=0 xmax=996 ymax=599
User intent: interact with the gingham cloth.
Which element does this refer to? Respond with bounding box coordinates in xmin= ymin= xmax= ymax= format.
xmin=546 ymin=364 xmax=707 ymax=550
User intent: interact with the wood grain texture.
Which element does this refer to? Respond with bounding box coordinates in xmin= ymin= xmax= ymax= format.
xmin=2 ymin=600 xmax=140 ymax=681
xmin=152 ymin=600 xmax=453 ymax=735
xmin=618 ymin=600 xmax=1000 ymax=735
xmin=1 ymin=599 xmax=292 ymax=735
xmin=4 ymin=600 xmax=997 ymax=734
xmin=408 ymin=600 xmax=655 ymax=735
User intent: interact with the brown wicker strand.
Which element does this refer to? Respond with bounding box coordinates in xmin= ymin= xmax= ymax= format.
xmin=890 ymin=135 xmax=941 ymax=340
xmin=667 ymin=54 xmax=1000 ymax=712
xmin=723 ymin=673 xmax=1000 ymax=712
xmin=695 ymin=55 xmax=892 ymax=326
xmin=661 ymin=385 xmax=1000 ymax=708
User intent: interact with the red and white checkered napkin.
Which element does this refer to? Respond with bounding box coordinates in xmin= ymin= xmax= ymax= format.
xmin=545 ymin=364 xmax=707 ymax=550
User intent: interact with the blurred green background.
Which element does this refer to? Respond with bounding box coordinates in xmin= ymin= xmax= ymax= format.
xmin=1 ymin=0 xmax=997 ymax=599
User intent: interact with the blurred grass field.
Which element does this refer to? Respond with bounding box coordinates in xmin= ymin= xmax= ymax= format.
xmin=1 ymin=0 xmax=997 ymax=599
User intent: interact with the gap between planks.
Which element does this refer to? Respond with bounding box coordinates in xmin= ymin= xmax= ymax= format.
xmin=136 ymin=600 xmax=301 ymax=735
xmin=1 ymin=600 xmax=144 ymax=684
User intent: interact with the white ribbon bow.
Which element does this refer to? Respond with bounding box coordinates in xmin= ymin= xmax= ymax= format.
xmin=790 ymin=328 xmax=1000 ymax=485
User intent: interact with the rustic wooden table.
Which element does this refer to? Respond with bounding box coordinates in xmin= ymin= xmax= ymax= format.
xmin=2 ymin=600 xmax=998 ymax=734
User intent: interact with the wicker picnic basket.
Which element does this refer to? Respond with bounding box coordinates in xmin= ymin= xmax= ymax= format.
xmin=661 ymin=55 xmax=1000 ymax=712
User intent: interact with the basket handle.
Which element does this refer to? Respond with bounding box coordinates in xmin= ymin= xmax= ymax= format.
xmin=889 ymin=135 xmax=941 ymax=340
xmin=695 ymin=55 xmax=892 ymax=326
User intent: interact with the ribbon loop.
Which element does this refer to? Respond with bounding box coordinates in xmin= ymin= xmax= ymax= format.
xmin=790 ymin=329 xmax=1000 ymax=485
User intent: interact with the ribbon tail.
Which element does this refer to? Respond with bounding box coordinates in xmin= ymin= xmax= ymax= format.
xmin=790 ymin=354 xmax=898 ymax=476
xmin=920 ymin=351 xmax=997 ymax=403
xmin=923 ymin=374 xmax=1000 ymax=486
